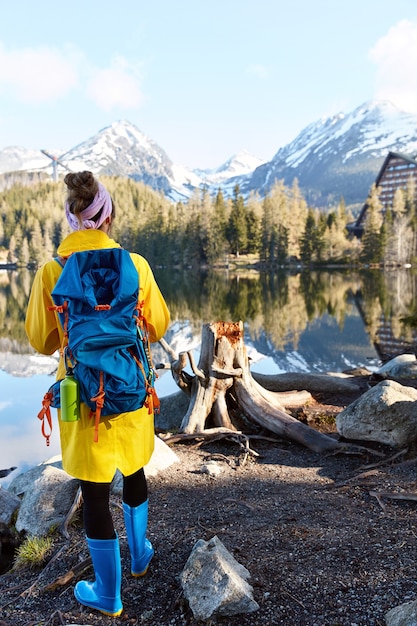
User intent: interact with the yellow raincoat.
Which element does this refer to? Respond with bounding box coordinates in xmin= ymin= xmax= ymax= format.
xmin=25 ymin=230 xmax=170 ymax=482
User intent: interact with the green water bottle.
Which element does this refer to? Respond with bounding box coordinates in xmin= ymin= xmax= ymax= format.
xmin=60 ymin=374 xmax=80 ymax=422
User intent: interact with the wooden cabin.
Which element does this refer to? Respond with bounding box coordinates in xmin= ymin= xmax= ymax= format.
xmin=348 ymin=151 xmax=417 ymax=237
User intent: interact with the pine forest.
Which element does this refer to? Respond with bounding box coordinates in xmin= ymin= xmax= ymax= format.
xmin=1 ymin=176 xmax=417 ymax=269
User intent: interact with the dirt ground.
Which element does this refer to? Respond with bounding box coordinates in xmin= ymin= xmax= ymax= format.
xmin=1 ymin=409 xmax=417 ymax=626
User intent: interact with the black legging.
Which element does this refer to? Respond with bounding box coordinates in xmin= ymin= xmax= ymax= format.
xmin=80 ymin=468 xmax=148 ymax=540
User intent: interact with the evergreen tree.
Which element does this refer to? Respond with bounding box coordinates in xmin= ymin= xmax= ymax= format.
xmin=393 ymin=187 xmax=406 ymax=218
xmin=246 ymin=208 xmax=261 ymax=254
xmin=322 ymin=201 xmax=352 ymax=262
xmin=261 ymin=195 xmax=275 ymax=263
xmin=227 ymin=184 xmax=247 ymax=256
xmin=0 ymin=174 xmax=359 ymax=269
xmin=300 ymin=209 xmax=317 ymax=264
xmin=287 ymin=179 xmax=308 ymax=259
xmin=20 ymin=237 xmax=30 ymax=266
xmin=206 ymin=192 xmax=229 ymax=266
xmin=7 ymin=234 xmax=17 ymax=264
xmin=28 ymin=219 xmax=45 ymax=267
xmin=360 ymin=184 xmax=385 ymax=264
xmin=276 ymin=224 xmax=289 ymax=263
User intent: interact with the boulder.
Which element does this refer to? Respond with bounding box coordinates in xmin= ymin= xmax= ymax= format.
xmin=0 ymin=488 xmax=20 ymax=525
xmin=180 ymin=535 xmax=259 ymax=620
xmin=14 ymin=465 xmax=79 ymax=536
xmin=7 ymin=456 xmax=63 ymax=497
xmin=145 ymin=434 xmax=180 ymax=477
xmin=155 ymin=390 xmax=190 ymax=431
xmin=111 ymin=435 xmax=179 ymax=494
xmin=386 ymin=599 xmax=417 ymax=625
xmin=6 ymin=436 xmax=179 ymax=537
xmin=336 ymin=380 xmax=417 ymax=447
xmin=378 ymin=354 xmax=417 ymax=379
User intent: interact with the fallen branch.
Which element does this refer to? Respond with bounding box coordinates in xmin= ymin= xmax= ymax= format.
xmin=58 ymin=486 xmax=82 ymax=539
xmin=327 ymin=469 xmax=381 ymax=489
xmin=1 ymin=544 xmax=68 ymax=609
xmin=252 ymin=371 xmax=364 ymax=396
xmin=161 ymin=427 xmax=243 ymax=445
xmin=359 ymin=448 xmax=408 ymax=471
xmin=369 ymin=490 xmax=417 ymax=513
xmin=161 ymin=428 xmax=259 ymax=456
xmin=43 ymin=557 xmax=92 ymax=592
xmin=44 ymin=609 xmax=66 ymax=626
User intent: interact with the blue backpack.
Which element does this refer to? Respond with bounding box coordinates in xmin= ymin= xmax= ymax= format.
xmin=38 ymin=248 xmax=159 ymax=445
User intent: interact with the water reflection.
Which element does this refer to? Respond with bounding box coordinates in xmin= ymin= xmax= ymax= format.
xmin=2 ymin=266 xmax=417 ymax=358
xmin=0 ymin=372 xmax=61 ymax=486
xmin=0 ymin=368 xmax=179 ymax=487
xmin=1 ymin=266 xmax=417 ymax=478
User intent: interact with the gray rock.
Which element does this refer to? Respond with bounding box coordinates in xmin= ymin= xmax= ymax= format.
xmin=378 ymin=354 xmax=417 ymax=379
xmin=111 ymin=435 xmax=179 ymax=494
xmin=15 ymin=465 xmax=79 ymax=536
xmin=7 ymin=456 xmax=63 ymax=497
xmin=386 ymin=599 xmax=417 ymax=625
xmin=200 ymin=460 xmax=222 ymax=477
xmin=180 ymin=535 xmax=259 ymax=620
xmin=0 ymin=488 xmax=20 ymax=524
xmin=336 ymin=380 xmax=417 ymax=447
xmin=2 ymin=435 xmax=180 ymax=541
xmin=155 ymin=390 xmax=190 ymax=431
xmin=145 ymin=435 xmax=180 ymax=477
xmin=0 ymin=466 xmax=17 ymax=478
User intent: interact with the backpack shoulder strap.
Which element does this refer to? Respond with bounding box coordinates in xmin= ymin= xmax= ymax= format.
xmin=55 ymin=255 xmax=68 ymax=268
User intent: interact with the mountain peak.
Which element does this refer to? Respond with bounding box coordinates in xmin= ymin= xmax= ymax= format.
xmin=59 ymin=119 xmax=174 ymax=192
xmin=245 ymin=98 xmax=417 ymax=206
xmin=192 ymin=150 xmax=265 ymax=187
xmin=99 ymin=119 xmax=150 ymax=142
xmin=215 ymin=150 xmax=265 ymax=175
xmin=2 ymin=99 xmax=417 ymax=207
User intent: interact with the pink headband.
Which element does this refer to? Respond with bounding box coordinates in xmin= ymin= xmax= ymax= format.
xmin=65 ymin=182 xmax=113 ymax=230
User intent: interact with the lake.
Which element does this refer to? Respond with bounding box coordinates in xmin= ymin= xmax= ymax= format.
xmin=1 ymin=266 xmax=416 ymax=485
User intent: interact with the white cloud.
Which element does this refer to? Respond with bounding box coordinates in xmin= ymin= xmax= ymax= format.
xmin=0 ymin=43 xmax=79 ymax=103
xmin=246 ymin=63 xmax=269 ymax=80
xmin=0 ymin=42 xmax=144 ymax=112
xmin=369 ymin=20 xmax=417 ymax=113
xmin=86 ymin=57 xmax=143 ymax=111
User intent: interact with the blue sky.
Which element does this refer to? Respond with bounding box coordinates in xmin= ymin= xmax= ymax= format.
xmin=1 ymin=0 xmax=417 ymax=168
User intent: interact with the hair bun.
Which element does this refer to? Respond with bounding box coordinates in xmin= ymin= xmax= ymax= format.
xmin=64 ymin=171 xmax=98 ymax=200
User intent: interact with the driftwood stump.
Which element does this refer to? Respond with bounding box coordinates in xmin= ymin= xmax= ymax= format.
xmin=168 ymin=321 xmax=352 ymax=454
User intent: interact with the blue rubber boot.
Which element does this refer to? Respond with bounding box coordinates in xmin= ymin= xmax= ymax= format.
xmin=74 ymin=535 xmax=123 ymax=617
xmin=123 ymin=500 xmax=154 ymax=577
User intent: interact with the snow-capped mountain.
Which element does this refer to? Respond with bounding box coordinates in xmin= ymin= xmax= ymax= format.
xmin=61 ymin=125 xmax=265 ymax=201
xmin=244 ymin=100 xmax=417 ymax=207
xmin=192 ymin=150 xmax=266 ymax=197
xmin=61 ymin=120 xmax=176 ymax=197
xmin=0 ymin=120 xmax=264 ymax=201
xmin=2 ymin=100 xmax=417 ymax=206
xmin=195 ymin=150 xmax=265 ymax=184
xmin=0 ymin=146 xmax=51 ymax=174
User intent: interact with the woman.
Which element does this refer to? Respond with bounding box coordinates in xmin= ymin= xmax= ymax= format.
xmin=25 ymin=171 xmax=170 ymax=617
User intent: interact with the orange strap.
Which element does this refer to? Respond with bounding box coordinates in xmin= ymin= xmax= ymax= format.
xmin=133 ymin=357 xmax=160 ymax=413
xmin=38 ymin=392 xmax=53 ymax=446
xmin=146 ymin=385 xmax=160 ymax=414
xmin=90 ymin=370 xmax=105 ymax=443
xmin=48 ymin=300 xmax=69 ymax=357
